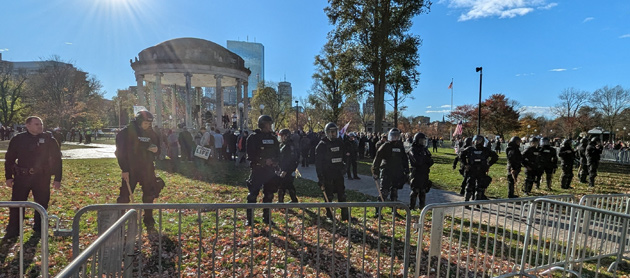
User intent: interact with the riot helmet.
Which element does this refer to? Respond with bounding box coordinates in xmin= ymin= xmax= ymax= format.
xmin=530 ymin=137 xmax=540 ymax=147
xmin=473 ymin=135 xmax=485 ymax=147
xmin=413 ymin=132 xmax=427 ymax=146
xmin=388 ymin=128 xmax=401 ymax=142
xmin=135 ymin=110 xmax=154 ymax=122
xmin=562 ymin=139 xmax=572 ymax=147
xmin=464 ymin=137 xmax=473 ymax=147
xmin=591 ymin=137 xmax=601 ymax=144
xmin=257 ymin=115 xmax=273 ymax=130
xmin=580 ymin=138 xmax=589 ymax=146
xmin=541 ymin=137 xmax=550 ymax=146
xmin=278 ymin=128 xmax=291 ymax=142
xmin=324 ymin=122 xmax=338 ymax=140
xmin=509 ymin=136 xmax=522 ymax=146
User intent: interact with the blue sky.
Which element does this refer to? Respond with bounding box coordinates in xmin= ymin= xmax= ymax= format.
xmin=1 ymin=0 xmax=629 ymax=120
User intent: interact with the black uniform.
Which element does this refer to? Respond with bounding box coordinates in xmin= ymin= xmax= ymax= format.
xmin=115 ymin=121 xmax=161 ymax=229
xmin=577 ymin=142 xmax=588 ymax=183
xmin=586 ymin=142 xmax=602 ymax=187
xmin=246 ymin=129 xmax=280 ymax=223
xmin=278 ymin=138 xmax=299 ymax=203
xmin=4 ymin=131 xmax=62 ymax=237
xmin=453 ymin=141 xmax=472 ymax=195
xmin=461 ymin=145 xmax=498 ymax=200
xmin=407 ymin=144 xmax=433 ymax=210
xmin=558 ymin=144 xmax=576 ymax=189
xmin=345 ymin=138 xmax=359 ymax=179
xmin=372 ymin=141 xmax=409 ymax=203
xmin=522 ymin=145 xmax=542 ymax=194
xmin=505 ymin=142 xmax=523 ymax=198
xmin=315 ymin=137 xmax=348 ymax=220
xmin=539 ymin=145 xmax=558 ymax=190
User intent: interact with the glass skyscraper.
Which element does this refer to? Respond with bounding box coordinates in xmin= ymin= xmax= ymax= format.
xmin=226 ymin=40 xmax=264 ymax=98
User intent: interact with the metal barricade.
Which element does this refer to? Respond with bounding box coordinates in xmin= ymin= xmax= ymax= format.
xmin=70 ymin=202 xmax=412 ymax=277
xmin=601 ymin=149 xmax=630 ymax=164
xmin=414 ymin=195 xmax=575 ymax=278
xmin=509 ymin=198 xmax=630 ymax=277
xmin=56 ymin=209 xmax=137 ymax=278
xmin=0 ymin=201 xmax=49 ymax=278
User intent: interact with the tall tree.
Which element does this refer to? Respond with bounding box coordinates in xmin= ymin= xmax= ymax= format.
xmin=310 ymin=40 xmax=360 ymax=124
xmin=552 ymin=87 xmax=589 ymax=138
xmin=0 ymin=63 xmax=30 ymax=125
xmin=325 ymin=0 xmax=431 ymax=133
xmin=250 ymin=81 xmax=291 ymax=130
xmin=482 ymin=94 xmax=520 ymax=138
xmin=589 ymin=85 xmax=630 ymax=141
xmin=25 ymin=56 xmax=104 ymax=129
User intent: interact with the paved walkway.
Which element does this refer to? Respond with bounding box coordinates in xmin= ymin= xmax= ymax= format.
xmin=296 ymin=164 xmax=464 ymax=205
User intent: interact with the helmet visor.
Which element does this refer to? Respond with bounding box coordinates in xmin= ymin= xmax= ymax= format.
xmin=388 ymin=133 xmax=401 ymax=142
xmin=326 ymin=128 xmax=338 ymax=140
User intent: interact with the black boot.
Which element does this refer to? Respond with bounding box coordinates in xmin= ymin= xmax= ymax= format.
xmin=288 ymin=189 xmax=299 ymax=203
xmin=246 ymin=209 xmax=254 ymax=226
xmin=262 ymin=208 xmax=273 ymax=225
xmin=589 ymin=177 xmax=595 ymax=187
xmin=409 ymin=197 xmax=417 ymax=211
xmin=277 ymin=190 xmax=285 ymax=203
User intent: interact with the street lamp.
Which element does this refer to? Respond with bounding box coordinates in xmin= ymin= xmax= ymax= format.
xmin=295 ymin=100 xmax=299 ymax=131
xmin=475 ymin=67 xmax=483 ymax=135
xmin=238 ymin=102 xmax=244 ymax=131
xmin=259 ymin=104 xmax=265 ymax=115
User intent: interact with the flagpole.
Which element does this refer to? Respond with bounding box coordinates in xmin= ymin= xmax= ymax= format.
xmin=450 ymin=78 xmax=454 ymax=142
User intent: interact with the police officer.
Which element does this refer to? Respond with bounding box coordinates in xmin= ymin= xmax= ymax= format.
xmin=277 ymin=129 xmax=299 ymax=203
xmin=539 ymin=137 xmax=558 ymax=190
xmin=453 ymin=137 xmax=473 ymax=195
xmin=115 ymin=111 xmax=161 ymax=232
xmin=345 ymin=132 xmax=360 ymax=179
xmin=315 ymin=123 xmax=349 ymax=221
xmin=505 ymin=136 xmax=523 ymax=198
xmin=460 ymin=135 xmax=498 ymax=201
xmin=371 ymin=128 xmax=409 ymax=217
xmin=522 ymin=137 xmax=542 ymax=195
xmin=407 ymin=133 xmax=434 ymax=210
xmin=558 ymin=139 xmax=576 ymax=189
xmin=245 ymin=115 xmax=280 ymax=225
xmin=586 ymin=137 xmax=603 ymax=187
xmin=4 ymin=116 xmax=62 ymax=239
xmin=577 ymin=138 xmax=589 ymax=183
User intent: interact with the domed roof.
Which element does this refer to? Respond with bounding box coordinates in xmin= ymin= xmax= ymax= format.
xmin=132 ymin=38 xmax=248 ymax=72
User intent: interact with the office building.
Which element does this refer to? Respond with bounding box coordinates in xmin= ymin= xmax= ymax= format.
xmin=226 ymin=40 xmax=264 ymax=97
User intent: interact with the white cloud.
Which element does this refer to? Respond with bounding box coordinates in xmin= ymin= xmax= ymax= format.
xmin=583 ymin=17 xmax=594 ymax=23
xmin=549 ymin=68 xmax=567 ymax=72
xmin=619 ymin=34 xmax=630 ymax=39
xmin=440 ymin=104 xmax=452 ymax=108
xmin=515 ymin=73 xmax=534 ymax=77
xmin=521 ymin=106 xmax=554 ymax=118
xmin=0 ymin=48 xmax=8 ymax=52
xmin=426 ymin=109 xmax=451 ymax=114
xmin=426 ymin=105 xmax=432 ymax=108
xmin=65 ymin=42 xmax=73 ymax=45
xmin=445 ymin=0 xmax=557 ymax=21
xmin=572 ymin=67 xmax=581 ymax=70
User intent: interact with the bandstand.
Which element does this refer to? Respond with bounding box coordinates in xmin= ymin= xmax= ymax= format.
xmin=130 ymin=38 xmax=251 ymax=129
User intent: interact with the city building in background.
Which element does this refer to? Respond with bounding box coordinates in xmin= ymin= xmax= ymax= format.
xmin=278 ymin=81 xmax=292 ymax=102
xmin=226 ymin=40 xmax=264 ymax=98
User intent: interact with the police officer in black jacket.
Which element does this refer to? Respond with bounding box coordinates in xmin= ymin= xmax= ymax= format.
xmin=115 ymin=111 xmax=161 ymax=232
xmin=315 ymin=123 xmax=349 ymax=221
xmin=407 ymin=133 xmax=434 ymax=210
xmin=4 ymin=116 xmax=62 ymax=239
xmin=586 ymin=137 xmax=603 ymax=187
xmin=453 ymin=137 xmax=472 ymax=195
xmin=277 ymin=129 xmax=299 ymax=203
xmin=577 ymin=138 xmax=589 ymax=183
xmin=558 ymin=139 xmax=576 ymax=189
xmin=461 ymin=135 xmax=498 ymax=201
xmin=522 ymin=137 xmax=542 ymax=195
xmin=246 ymin=115 xmax=280 ymax=225
xmin=505 ymin=136 xmax=523 ymax=198
xmin=538 ymin=137 xmax=558 ymax=190
xmin=372 ymin=128 xmax=409 ymax=217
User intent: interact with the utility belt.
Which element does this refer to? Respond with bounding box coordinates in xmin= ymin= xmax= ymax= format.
xmin=13 ymin=165 xmax=44 ymax=176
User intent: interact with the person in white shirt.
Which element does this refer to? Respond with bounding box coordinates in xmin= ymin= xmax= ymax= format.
xmin=213 ymin=127 xmax=224 ymax=160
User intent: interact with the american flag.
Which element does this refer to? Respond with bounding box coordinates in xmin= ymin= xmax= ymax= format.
xmin=448 ymin=81 xmax=453 ymax=90
xmin=452 ymin=120 xmax=463 ymax=137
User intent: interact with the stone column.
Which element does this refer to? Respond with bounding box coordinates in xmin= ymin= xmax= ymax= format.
xmin=147 ymin=81 xmax=155 ymax=114
xmin=184 ymin=73 xmax=193 ymax=128
xmin=243 ymin=81 xmax=249 ymax=130
xmin=236 ymin=79 xmax=243 ymax=128
xmin=171 ymin=85 xmax=177 ymax=128
xmin=154 ymin=73 xmax=163 ymax=127
xmin=215 ymin=75 xmax=223 ymax=129
xmin=135 ymin=74 xmax=145 ymax=107
xmin=196 ymin=87 xmax=202 ymax=128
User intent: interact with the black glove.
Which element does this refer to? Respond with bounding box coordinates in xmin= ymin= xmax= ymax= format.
xmin=318 ymin=181 xmax=326 ymax=191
